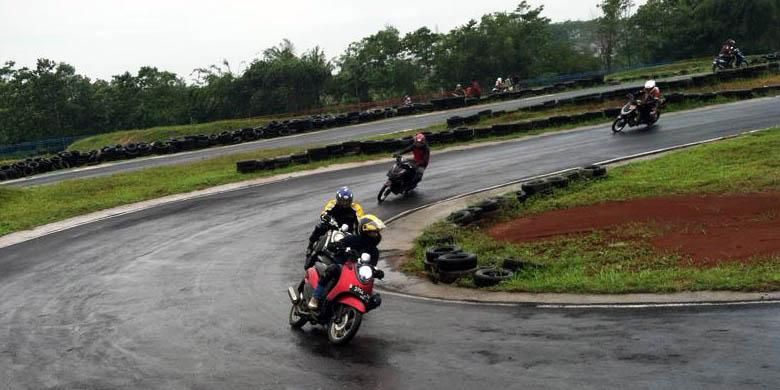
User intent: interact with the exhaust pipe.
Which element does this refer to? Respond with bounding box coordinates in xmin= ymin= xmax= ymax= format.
xmin=287 ymin=286 xmax=300 ymax=304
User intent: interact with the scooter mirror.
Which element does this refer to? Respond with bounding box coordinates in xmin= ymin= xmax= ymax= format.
xmin=341 ymin=224 xmax=350 ymax=232
xmin=360 ymin=253 xmax=371 ymax=264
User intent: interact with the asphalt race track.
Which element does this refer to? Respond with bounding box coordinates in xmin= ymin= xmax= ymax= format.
xmin=1 ymin=97 xmax=779 ymax=389
xmin=3 ymin=76 xmax=698 ymax=187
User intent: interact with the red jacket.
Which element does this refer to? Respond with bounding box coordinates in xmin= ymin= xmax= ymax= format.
xmin=399 ymin=144 xmax=430 ymax=168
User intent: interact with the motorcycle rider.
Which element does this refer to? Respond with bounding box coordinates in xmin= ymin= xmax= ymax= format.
xmin=719 ymin=39 xmax=736 ymax=65
xmin=638 ymin=80 xmax=662 ymax=123
xmin=452 ymin=83 xmax=466 ymax=97
xmin=307 ymin=214 xmax=386 ymax=311
xmin=305 ymin=187 xmax=364 ymax=261
xmin=394 ymin=133 xmax=430 ymax=187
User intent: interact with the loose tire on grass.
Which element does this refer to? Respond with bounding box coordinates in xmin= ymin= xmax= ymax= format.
xmin=582 ymin=164 xmax=607 ymax=179
xmin=437 ymin=252 xmax=478 ymax=272
xmin=425 ymin=245 xmax=462 ymax=272
xmin=447 ymin=210 xmax=474 ymax=226
xmin=425 ymin=245 xmax=462 ymax=263
xmin=436 ymin=269 xmax=477 ymax=284
xmin=521 ymin=180 xmax=552 ymax=196
xmin=463 ymin=207 xmax=484 ymax=221
xmin=473 ymin=267 xmax=514 ymax=287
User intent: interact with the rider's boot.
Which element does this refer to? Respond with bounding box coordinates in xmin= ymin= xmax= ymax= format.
xmin=307 ymin=285 xmax=326 ymax=311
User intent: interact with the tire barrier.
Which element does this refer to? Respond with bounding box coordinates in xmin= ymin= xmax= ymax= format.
xmin=4 ymin=66 xmax=778 ymax=182
xmin=428 ymin=251 xmax=480 ymax=284
xmin=475 ymin=198 xmax=500 ymax=212
xmin=447 ymin=210 xmax=475 ymax=226
xmin=545 ymin=175 xmax=569 ymax=188
xmin=521 ymin=179 xmax=553 ymax=196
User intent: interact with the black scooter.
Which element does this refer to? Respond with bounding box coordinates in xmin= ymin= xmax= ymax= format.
xmin=377 ymin=155 xmax=418 ymax=203
xmin=713 ymin=48 xmax=749 ymax=72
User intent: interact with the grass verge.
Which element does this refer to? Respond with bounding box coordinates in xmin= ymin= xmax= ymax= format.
xmin=407 ymin=128 xmax=780 ymax=293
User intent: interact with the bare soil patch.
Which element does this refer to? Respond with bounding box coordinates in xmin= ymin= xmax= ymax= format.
xmin=489 ymin=193 xmax=780 ymax=266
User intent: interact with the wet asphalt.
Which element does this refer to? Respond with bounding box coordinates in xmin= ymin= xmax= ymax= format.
xmin=1 ymin=97 xmax=780 ymax=389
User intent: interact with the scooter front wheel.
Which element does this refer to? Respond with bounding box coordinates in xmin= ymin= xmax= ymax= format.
xmin=612 ymin=118 xmax=627 ymax=133
xmin=289 ymin=303 xmax=307 ymax=328
xmin=327 ymin=304 xmax=363 ymax=345
xmin=377 ymin=184 xmax=392 ymax=203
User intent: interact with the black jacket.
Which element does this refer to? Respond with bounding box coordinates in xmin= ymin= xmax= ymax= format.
xmin=334 ymin=234 xmax=380 ymax=266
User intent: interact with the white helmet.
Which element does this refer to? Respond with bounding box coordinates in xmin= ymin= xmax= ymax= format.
xmin=644 ymin=80 xmax=656 ymax=90
xmin=497 ymin=77 xmax=503 ymax=83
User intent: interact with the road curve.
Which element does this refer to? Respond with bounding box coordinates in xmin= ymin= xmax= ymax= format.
xmin=4 ymin=76 xmax=699 ymax=187
xmin=1 ymin=97 xmax=779 ymax=389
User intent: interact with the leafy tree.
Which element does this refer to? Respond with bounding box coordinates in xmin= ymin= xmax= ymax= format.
xmin=596 ymin=0 xmax=635 ymax=71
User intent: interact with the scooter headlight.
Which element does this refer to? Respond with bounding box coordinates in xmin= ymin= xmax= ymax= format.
xmin=357 ymin=265 xmax=374 ymax=283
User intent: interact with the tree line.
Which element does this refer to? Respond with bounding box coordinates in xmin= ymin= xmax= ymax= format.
xmin=1 ymin=0 xmax=777 ymax=145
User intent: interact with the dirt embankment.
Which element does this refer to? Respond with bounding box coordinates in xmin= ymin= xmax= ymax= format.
xmin=489 ymin=193 xmax=780 ymax=266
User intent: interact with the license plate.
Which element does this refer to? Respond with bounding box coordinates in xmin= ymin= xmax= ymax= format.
xmin=350 ymin=285 xmax=371 ymax=303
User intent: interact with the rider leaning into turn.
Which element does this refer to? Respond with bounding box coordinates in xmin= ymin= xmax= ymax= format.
xmin=639 ymin=80 xmax=662 ymax=122
xmin=394 ymin=133 xmax=430 ymax=186
xmin=306 ymin=187 xmax=364 ymax=259
xmin=307 ymin=214 xmax=386 ymax=311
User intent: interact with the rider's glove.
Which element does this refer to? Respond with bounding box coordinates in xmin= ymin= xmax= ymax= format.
xmin=320 ymin=214 xmax=331 ymax=223
xmin=374 ymin=269 xmax=385 ymax=280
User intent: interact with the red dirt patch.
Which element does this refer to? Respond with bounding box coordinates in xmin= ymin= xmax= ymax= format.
xmin=488 ymin=193 xmax=780 ymax=266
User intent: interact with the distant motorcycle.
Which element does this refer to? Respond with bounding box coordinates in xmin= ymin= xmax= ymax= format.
xmin=712 ymin=48 xmax=749 ymax=72
xmin=612 ymin=94 xmax=661 ymax=133
xmin=377 ymin=155 xmax=418 ymax=203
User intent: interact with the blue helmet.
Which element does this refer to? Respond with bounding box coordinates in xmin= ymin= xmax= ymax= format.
xmin=335 ymin=187 xmax=354 ymax=208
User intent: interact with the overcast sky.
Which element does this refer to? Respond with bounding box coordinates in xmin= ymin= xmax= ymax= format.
xmin=1 ymin=0 xmax=645 ymax=82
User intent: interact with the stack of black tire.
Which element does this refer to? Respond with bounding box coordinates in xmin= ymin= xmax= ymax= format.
xmin=424 ymin=245 xmax=478 ymax=284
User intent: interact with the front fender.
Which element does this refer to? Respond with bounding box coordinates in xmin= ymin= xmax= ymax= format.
xmin=335 ymin=294 xmax=367 ymax=313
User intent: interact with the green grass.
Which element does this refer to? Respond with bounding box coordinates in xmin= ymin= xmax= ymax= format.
xmin=68 ymin=117 xmax=275 ymax=152
xmin=605 ymin=56 xmax=771 ymax=83
xmin=605 ymin=58 xmax=713 ymax=82
xmin=408 ymin=128 xmax=780 ymax=293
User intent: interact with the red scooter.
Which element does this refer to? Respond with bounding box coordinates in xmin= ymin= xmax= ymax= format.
xmin=288 ymin=248 xmax=383 ymax=345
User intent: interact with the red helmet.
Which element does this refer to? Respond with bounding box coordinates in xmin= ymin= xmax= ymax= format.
xmin=414 ymin=133 xmax=426 ymax=145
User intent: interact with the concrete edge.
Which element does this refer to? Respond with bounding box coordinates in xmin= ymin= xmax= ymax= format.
xmin=376 ymin=126 xmax=780 ymax=307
